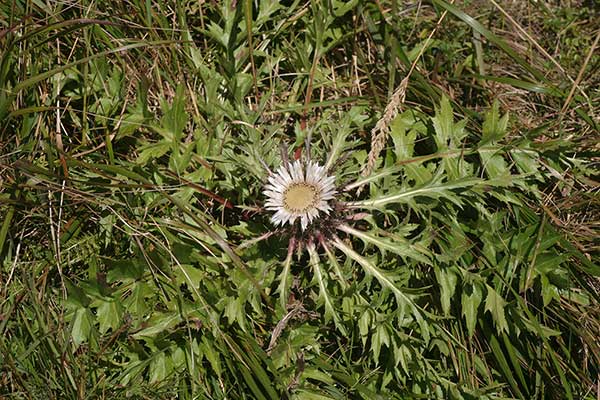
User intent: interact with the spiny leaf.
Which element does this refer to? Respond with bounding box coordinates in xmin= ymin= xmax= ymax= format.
xmin=344 ymin=165 xmax=403 ymax=191
xmin=337 ymin=223 xmax=430 ymax=264
xmin=276 ymin=245 xmax=294 ymax=311
xmin=332 ymin=237 xmax=429 ymax=343
xmin=308 ymin=245 xmax=346 ymax=334
xmin=346 ymin=173 xmax=483 ymax=209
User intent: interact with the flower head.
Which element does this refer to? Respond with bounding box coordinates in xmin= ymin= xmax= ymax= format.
xmin=264 ymin=160 xmax=337 ymax=231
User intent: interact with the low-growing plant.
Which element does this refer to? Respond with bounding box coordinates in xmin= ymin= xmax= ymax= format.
xmin=1 ymin=0 xmax=598 ymax=399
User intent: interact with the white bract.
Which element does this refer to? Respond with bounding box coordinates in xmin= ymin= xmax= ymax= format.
xmin=264 ymin=160 xmax=337 ymax=230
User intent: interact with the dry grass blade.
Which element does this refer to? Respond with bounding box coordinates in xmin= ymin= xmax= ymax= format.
xmin=359 ymin=2 xmax=454 ymax=183
xmin=560 ymin=29 xmax=600 ymax=117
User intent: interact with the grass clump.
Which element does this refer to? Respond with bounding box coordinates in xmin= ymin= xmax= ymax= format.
xmin=1 ymin=0 xmax=598 ymax=399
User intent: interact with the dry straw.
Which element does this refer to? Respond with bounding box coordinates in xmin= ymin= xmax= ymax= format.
xmin=358 ymin=4 xmax=454 ymax=191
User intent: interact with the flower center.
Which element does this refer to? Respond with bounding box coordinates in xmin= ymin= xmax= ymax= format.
xmin=283 ymin=183 xmax=318 ymax=213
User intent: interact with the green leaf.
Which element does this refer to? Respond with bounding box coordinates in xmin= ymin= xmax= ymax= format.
xmin=337 ymin=224 xmax=430 ymax=264
xmin=461 ymin=282 xmax=482 ymax=337
xmin=489 ymin=334 xmax=526 ymax=398
xmin=106 ymin=259 xmax=145 ymax=283
xmin=173 ymin=264 xmax=205 ymax=289
xmin=123 ymin=282 xmax=151 ymax=315
xmin=475 ymin=75 xmax=552 ymax=94
xmin=347 ymin=173 xmax=483 ymax=209
xmin=302 ymin=368 xmax=335 ymax=385
xmin=119 ymin=360 xmax=148 ymax=387
xmin=479 ymin=146 xmax=509 ymax=179
xmin=435 ymin=265 xmax=458 ymax=315
xmin=97 ymin=300 xmax=123 ymax=334
xmin=276 ymin=250 xmax=293 ymax=311
xmin=308 ymin=245 xmax=345 ymax=334
xmin=65 ymin=279 xmax=91 ymax=308
xmin=291 ymin=390 xmax=337 ymax=400
xmin=149 ymin=352 xmax=171 ymax=384
xmin=372 ymin=324 xmax=390 ymax=362
xmin=389 ymin=115 xmax=432 ymax=184
xmin=484 ymin=285 xmax=508 ymax=334
xmin=132 ymin=312 xmax=181 ymax=338
xmin=358 ymin=309 xmax=373 ymax=345
xmin=199 ymin=336 xmax=222 ymax=377
xmin=512 ymin=147 xmax=541 ymax=176
xmin=481 ymin=100 xmax=509 ymax=144
xmin=541 ymin=275 xmax=560 ymax=307
xmin=390 ymin=113 xmax=417 ymax=160
xmin=324 ymin=119 xmax=354 ymax=171
xmin=71 ymin=307 xmax=94 ymax=347
xmin=344 ymin=164 xmax=403 ymax=191
xmin=332 ymin=238 xmax=429 ymax=343
xmin=502 ymin=332 xmax=529 ymax=392
xmin=432 ymin=95 xmax=455 ymax=149
xmin=224 ymin=296 xmax=248 ymax=331
xmin=161 ymin=85 xmax=188 ymax=143
xmin=136 ymin=141 xmax=171 ymax=165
